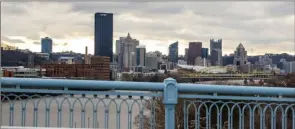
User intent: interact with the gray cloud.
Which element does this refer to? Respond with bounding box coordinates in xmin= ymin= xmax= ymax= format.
xmin=1 ymin=2 xmax=28 ymax=15
xmin=27 ymin=34 xmax=41 ymax=41
xmin=242 ymin=38 xmax=294 ymax=45
xmin=70 ymin=2 xmax=140 ymax=14
xmin=33 ymin=41 xmax=40 ymax=45
xmin=266 ymin=2 xmax=295 ymax=17
xmin=2 ymin=36 xmax=25 ymax=44
xmin=1 ymin=2 xmax=294 ymax=54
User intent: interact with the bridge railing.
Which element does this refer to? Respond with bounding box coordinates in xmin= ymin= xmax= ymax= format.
xmin=1 ymin=126 xmax=94 ymax=129
xmin=1 ymin=77 xmax=295 ymax=129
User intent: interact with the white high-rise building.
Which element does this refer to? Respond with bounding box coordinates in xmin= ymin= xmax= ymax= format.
xmin=116 ymin=33 xmax=139 ymax=72
xmin=146 ymin=52 xmax=158 ymax=70
xmin=283 ymin=61 xmax=295 ymax=73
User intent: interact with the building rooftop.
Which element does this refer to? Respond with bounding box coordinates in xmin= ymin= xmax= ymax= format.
xmin=136 ymin=45 xmax=146 ymax=48
xmin=2 ymin=66 xmax=25 ymax=69
xmin=36 ymin=53 xmax=50 ymax=55
xmin=95 ymin=12 xmax=113 ymax=15
xmin=237 ymin=43 xmax=245 ymax=49
xmin=177 ymin=64 xmax=227 ymax=73
xmin=58 ymin=57 xmax=75 ymax=60
xmin=126 ymin=33 xmax=132 ymax=39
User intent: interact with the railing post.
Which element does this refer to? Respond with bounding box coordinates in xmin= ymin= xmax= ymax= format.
xmin=163 ymin=78 xmax=178 ymax=129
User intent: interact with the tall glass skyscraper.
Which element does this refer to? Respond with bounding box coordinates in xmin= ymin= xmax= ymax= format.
xmin=168 ymin=42 xmax=178 ymax=63
xmin=201 ymin=48 xmax=209 ymax=59
xmin=41 ymin=37 xmax=52 ymax=53
xmin=94 ymin=12 xmax=113 ymax=62
xmin=136 ymin=45 xmax=146 ymax=66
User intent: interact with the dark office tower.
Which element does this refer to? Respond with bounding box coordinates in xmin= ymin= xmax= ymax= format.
xmin=41 ymin=37 xmax=53 ymax=53
xmin=94 ymin=12 xmax=113 ymax=62
xmin=168 ymin=42 xmax=179 ymax=63
xmin=184 ymin=48 xmax=189 ymax=61
xmin=210 ymin=38 xmax=222 ymax=66
xmin=188 ymin=42 xmax=202 ymax=65
xmin=201 ymin=48 xmax=209 ymax=59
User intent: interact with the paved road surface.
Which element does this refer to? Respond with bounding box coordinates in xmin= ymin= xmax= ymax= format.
xmin=1 ymin=91 xmax=154 ymax=129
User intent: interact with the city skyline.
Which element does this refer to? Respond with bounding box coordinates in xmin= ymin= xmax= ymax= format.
xmin=1 ymin=2 xmax=294 ymax=55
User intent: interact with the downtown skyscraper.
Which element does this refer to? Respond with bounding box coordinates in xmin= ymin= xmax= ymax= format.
xmin=188 ymin=42 xmax=202 ymax=65
xmin=116 ymin=33 xmax=139 ymax=72
xmin=94 ymin=12 xmax=113 ymax=62
xmin=168 ymin=41 xmax=179 ymax=63
xmin=210 ymin=39 xmax=222 ymax=66
xmin=233 ymin=43 xmax=248 ymax=66
xmin=136 ymin=45 xmax=146 ymax=66
xmin=41 ymin=37 xmax=53 ymax=54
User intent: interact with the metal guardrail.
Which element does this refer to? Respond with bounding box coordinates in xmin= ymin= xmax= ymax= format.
xmin=1 ymin=126 xmax=95 ymax=129
xmin=1 ymin=77 xmax=295 ymax=129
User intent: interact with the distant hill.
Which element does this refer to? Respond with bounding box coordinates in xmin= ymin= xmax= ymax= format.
xmin=1 ymin=49 xmax=85 ymax=67
xmin=1 ymin=49 xmax=45 ymax=67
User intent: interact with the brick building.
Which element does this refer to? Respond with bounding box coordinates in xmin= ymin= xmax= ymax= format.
xmin=42 ymin=56 xmax=110 ymax=80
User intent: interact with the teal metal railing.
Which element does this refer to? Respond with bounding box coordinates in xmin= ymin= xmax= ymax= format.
xmin=1 ymin=77 xmax=295 ymax=129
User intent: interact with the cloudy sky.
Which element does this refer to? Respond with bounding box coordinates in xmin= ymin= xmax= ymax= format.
xmin=1 ymin=2 xmax=294 ymax=55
